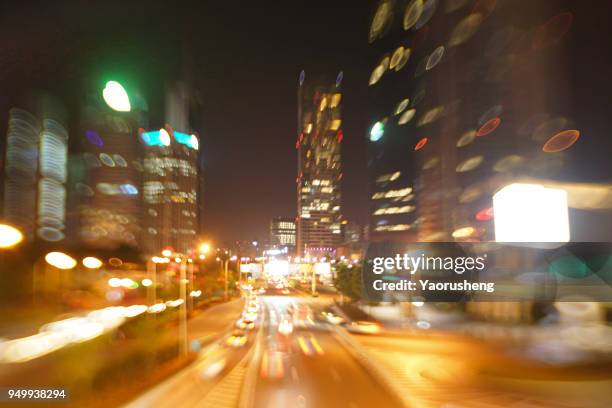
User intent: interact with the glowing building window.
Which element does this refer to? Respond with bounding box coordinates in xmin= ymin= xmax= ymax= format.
xmin=120 ymin=184 xmax=138 ymax=195
xmin=113 ymin=154 xmax=127 ymax=167
xmin=372 ymin=187 xmax=413 ymax=199
xmin=376 ymin=171 xmax=401 ymax=183
xmin=330 ymin=93 xmax=342 ymax=108
xmin=99 ymin=153 xmax=115 ymax=167
xmin=373 ymin=205 xmax=415 ymax=215
xmin=173 ymin=131 xmax=199 ymax=150
xmin=141 ymin=129 xmax=171 ymax=147
xmin=85 ymin=130 xmax=103 ymax=147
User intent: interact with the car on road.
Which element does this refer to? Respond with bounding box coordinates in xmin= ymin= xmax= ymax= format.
xmin=236 ymin=318 xmax=255 ymax=330
xmin=278 ymin=319 xmax=293 ymax=335
xmin=226 ymin=330 xmax=248 ymax=347
xmin=322 ymin=311 xmax=344 ymax=325
xmin=345 ymin=320 xmax=381 ymax=334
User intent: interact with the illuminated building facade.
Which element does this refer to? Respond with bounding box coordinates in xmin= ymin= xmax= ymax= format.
xmin=269 ymin=217 xmax=296 ymax=253
xmin=73 ymin=108 xmax=142 ymax=249
xmin=337 ymin=220 xmax=367 ymax=261
xmin=296 ymin=71 xmax=343 ymax=257
xmin=366 ymin=0 xmax=578 ymax=244
xmin=141 ymin=126 xmax=199 ymax=256
xmin=365 ymin=0 xmax=603 ymax=323
xmin=3 ymin=107 xmax=69 ymax=243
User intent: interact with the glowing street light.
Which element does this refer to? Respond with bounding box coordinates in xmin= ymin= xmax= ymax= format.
xmin=162 ymin=249 xmax=172 ymax=257
xmin=0 ymin=224 xmax=23 ymax=248
xmin=141 ymin=278 xmax=153 ymax=287
xmin=45 ymin=252 xmax=77 ymax=270
xmin=82 ymin=256 xmax=103 ymax=269
xmin=102 ymin=81 xmax=131 ymax=112
xmin=120 ymin=278 xmax=138 ymax=289
xmin=199 ymin=243 xmax=211 ymax=254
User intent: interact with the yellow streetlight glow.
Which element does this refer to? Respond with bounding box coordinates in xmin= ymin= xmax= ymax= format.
xmin=82 ymin=256 xmax=103 ymax=269
xmin=0 ymin=224 xmax=23 ymax=248
xmin=45 ymin=252 xmax=77 ymax=270
xmin=199 ymin=243 xmax=211 ymax=254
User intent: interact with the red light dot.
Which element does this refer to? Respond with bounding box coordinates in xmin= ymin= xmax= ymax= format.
xmin=476 ymin=117 xmax=501 ymax=137
xmin=415 ymin=137 xmax=428 ymax=151
xmin=475 ymin=207 xmax=494 ymax=221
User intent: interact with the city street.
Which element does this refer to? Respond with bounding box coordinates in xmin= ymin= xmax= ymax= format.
xmin=126 ymin=289 xmax=403 ymax=408
xmin=121 ymin=287 xmax=612 ymax=408
xmin=1 ymin=1 xmax=611 ymax=407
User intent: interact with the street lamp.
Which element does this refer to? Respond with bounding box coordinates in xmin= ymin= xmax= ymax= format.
xmin=102 ymin=81 xmax=131 ymax=112
xmin=199 ymin=242 xmax=211 ymax=254
xmin=0 ymin=224 xmax=23 ymax=249
xmin=45 ymin=252 xmax=77 ymax=270
xmin=82 ymin=256 xmax=103 ymax=269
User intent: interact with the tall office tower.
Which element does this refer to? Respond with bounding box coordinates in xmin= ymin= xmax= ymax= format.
xmin=366 ymin=0 xmax=578 ymax=243
xmin=296 ymin=71 xmax=343 ymax=258
xmin=140 ymin=81 xmax=199 ymax=257
xmin=269 ymin=217 xmax=296 ymax=253
xmin=365 ymin=0 xmax=600 ymax=322
xmin=3 ymin=107 xmax=68 ymax=243
xmin=140 ymin=126 xmax=199 ymax=256
xmin=74 ymin=108 xmax=142 ymax=249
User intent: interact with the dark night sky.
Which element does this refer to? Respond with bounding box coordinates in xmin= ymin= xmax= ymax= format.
xmin=0 ymin=0 xmax=374 ymax=244
xmin=190 ymin=1 xmax=373 ymax=244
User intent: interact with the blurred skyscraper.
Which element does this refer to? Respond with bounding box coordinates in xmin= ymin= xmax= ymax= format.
xmin=140 ymin=82 xmax=200 ymax=257
xmin=3 ymin=98 xmax=69 ymax=244
xmin=366 ymin=0 xmax=580 ymax=244
xmin=72 ymin=106 xmax=142 ymax=249
xmin=364 ymin=0 xmax=610 ymax=322
xmin=296 ymin=71 xmax=344 ymax=258
xmin=269 ymin=216 xmax=296 ymax=254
